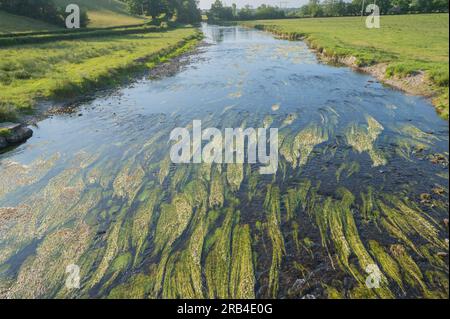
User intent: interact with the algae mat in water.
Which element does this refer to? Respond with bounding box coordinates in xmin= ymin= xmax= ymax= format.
xmin=0 ymin=25 xmax=448 ymax=299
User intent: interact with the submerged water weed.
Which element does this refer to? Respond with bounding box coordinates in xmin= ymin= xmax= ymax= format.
xmin=345 ymin=116 xmax=387 ymax=167
xmin=0 ymin=25 xmax=448 ymax=300
xmin=263 ymin=185 xmax=285 ymax=298
xmin=204 ymin=208 xmax=236 ymax=298
xmin=280 ymin=124 xmax=328 ymax=168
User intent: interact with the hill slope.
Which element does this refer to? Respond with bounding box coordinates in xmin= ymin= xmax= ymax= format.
xmin=53 ymin=0 xmax=146 ymax=27
xmin=0 ymin=10 xmax=61 ymax=34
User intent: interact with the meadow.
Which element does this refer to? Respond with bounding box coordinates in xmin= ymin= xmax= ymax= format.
xmin=0 ymin=10 xmax=61 ymax=34
xmin=0 ymin=26 xmax=200 ymax=121
xmin=53 ymin=0 xmax=146 ymax=28
xmin=242 ymin=14 xmax=449 ymax=119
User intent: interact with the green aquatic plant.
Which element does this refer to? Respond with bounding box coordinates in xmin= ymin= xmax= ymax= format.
xmin=113 ymin=162 xmax=145 ymax=203
xmin=359 ymin=187 xmax=380 ymax=223
xmin=230 ymin=224 xmax=256 ymax=299
xmin=209 ymin=166 xmax=225 ymax=208
xmin=246 ymin=166 xmax=259 ymax=201
xmin=263 ymin=185 xmax=285 ymax=298
xmin=281 ymin=124 xmax=329 ymax=168
xmin=390 ymin=244 xmax=435 ymax=298
xmin=336 ymin=161 xmax=360 ymax=182
xmin=399 ymin=124 xmax=439 ymax=144
xmin=263 ymin=115 xmax=274 ymax=128
xmin=394 ymin=137 xmax=429 ymax=161
xmin=314 ymin=188 xmax=395 ymax=298
xmin=345 ymin=116 xmax=387 ymax=167
xmin=153 ymin=194 xmax=193 ymax=254
xmin=326 ymin=286 xmax=344 ymax=299
xmin=108 ymin=273 xmax=153 ymax=299
xmin=227 ymin=163 xmax=244 ymax=192
xmin=378 ymin=195 xmax=446 ymax=253
xmin=131 ymin=189 xmax=161 ymax=265
xmin=281 ymin=113 xmax=297 ymax=127
xmin=283 ymin=188 xmax=301 ymax=221
xmin=204 ymin=208 xmax=236 ymax=298
xmin=162 ymin=218 xmax=206 ymax=299
xmin=4 ymin=222 xmax=91 ymax=298
xmin=158 ymin=156 xmax=171 ymax=185
xmin=89 ymin=219 xmax=124 ymax=289
xmin=368 ymin=240 xmax=404 ymax=292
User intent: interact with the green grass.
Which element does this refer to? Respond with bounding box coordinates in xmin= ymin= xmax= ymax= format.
xmin=0 ymin=27 xmax=199 ymax=121
xmin=0 ymin=128 xmax=12 ymax=137
xmin=53 ymin=0 xmax=146 ymax=28
xmin=0 ymin=10 xmax=62 ymax=34
xmin=242 ymin=14 xmax=449 ymax=119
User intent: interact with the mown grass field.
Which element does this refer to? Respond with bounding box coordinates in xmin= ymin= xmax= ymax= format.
xmin=0 ymin=27 xmax=199 ymax=120
xmin=53 ymin=0 xmax=146 ymax=27
xmin=242 ymin=14 xmax=449 ymax=119
xmin=0 ymin=10 xmax=62 ymax=34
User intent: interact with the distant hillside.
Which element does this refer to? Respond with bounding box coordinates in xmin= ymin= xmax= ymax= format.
xmin=0 ymin=10 xmax=61 ymax=34
xmin=53 ymin=0 xmax=146 ymax=27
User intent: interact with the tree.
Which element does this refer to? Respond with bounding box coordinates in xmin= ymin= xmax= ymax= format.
xmin=308 ymin=0 xmax=323 ymax=17
xmin=146 ymin=0 xmax=165 ymax=20
xmin=124 ymin=0 xmax=201 ymax=23
xmin=125 ymin=0 xmax=145 ymax=15
xmin=391 ymin=0 xmax=411 ymax=13
xmin=254 ymin=5 xmax=285 ymax=19
xmin=177 ymin=0 xmax=201 ymax=23
xmin=237 ymin=5 xmax=253 ymax=20
xmin=207 ymin=0 xmax=234 ymax=21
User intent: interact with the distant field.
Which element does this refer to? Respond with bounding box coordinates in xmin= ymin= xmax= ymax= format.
xmin=54 ymin=0 xmax=146 ymax=27
xmin=0 ymin=27 xmax=198 ymax=120
xmin=0 ymin=10 xmax=61 ymax=34
xmin=243 ymin=14 xmax=449 ymax=118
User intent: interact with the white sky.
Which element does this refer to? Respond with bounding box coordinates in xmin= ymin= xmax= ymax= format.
xmin=199 ymin=0 xmax=310 ymax=9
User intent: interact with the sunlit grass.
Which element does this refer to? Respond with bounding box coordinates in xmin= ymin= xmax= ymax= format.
xmin=53 ymin=0 xmax=146 ymax=28
xmin=0 ymin=27 xmax=199 ymax=120
xmin=0 ymin=10 xmax=61 ymax=34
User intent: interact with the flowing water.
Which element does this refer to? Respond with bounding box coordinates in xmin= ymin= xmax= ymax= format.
xmin=0 ymin=24 xmax=448 ymax=299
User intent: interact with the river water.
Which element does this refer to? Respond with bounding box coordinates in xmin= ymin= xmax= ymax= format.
xmin=0 ymin=24 xmax=448 ymax=299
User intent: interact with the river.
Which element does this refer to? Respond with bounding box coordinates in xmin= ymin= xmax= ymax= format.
xmin=0 ymin=24 xmax=448 ymax=299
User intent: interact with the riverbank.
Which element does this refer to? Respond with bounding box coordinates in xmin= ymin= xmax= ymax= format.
xmin=0 ymin=26 xmax=202 ymax=122
xmin=241 ymin=14 xmax=449 ymax=120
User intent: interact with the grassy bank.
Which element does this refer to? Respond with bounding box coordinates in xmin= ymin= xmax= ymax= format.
xmin=0 ymin=27 xmax=200 ymax=121
xmin=242 ymin=14 xmax=449 ymax=119
xmin=0 ymin=24 xmax=166 ymax=47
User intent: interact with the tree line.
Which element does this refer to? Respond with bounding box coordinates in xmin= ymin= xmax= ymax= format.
xmin=207 ymin=0 xmax=286 ymax=21
xmin=0 ymin=0 xmax=88 ymax=27
xmin=297 ymin=0 xmax=449 ymax=17
xmin=206 ymin=0 xmax=449 ymax=21
xmin=123 ymin=0 xmax=201 ymax=23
